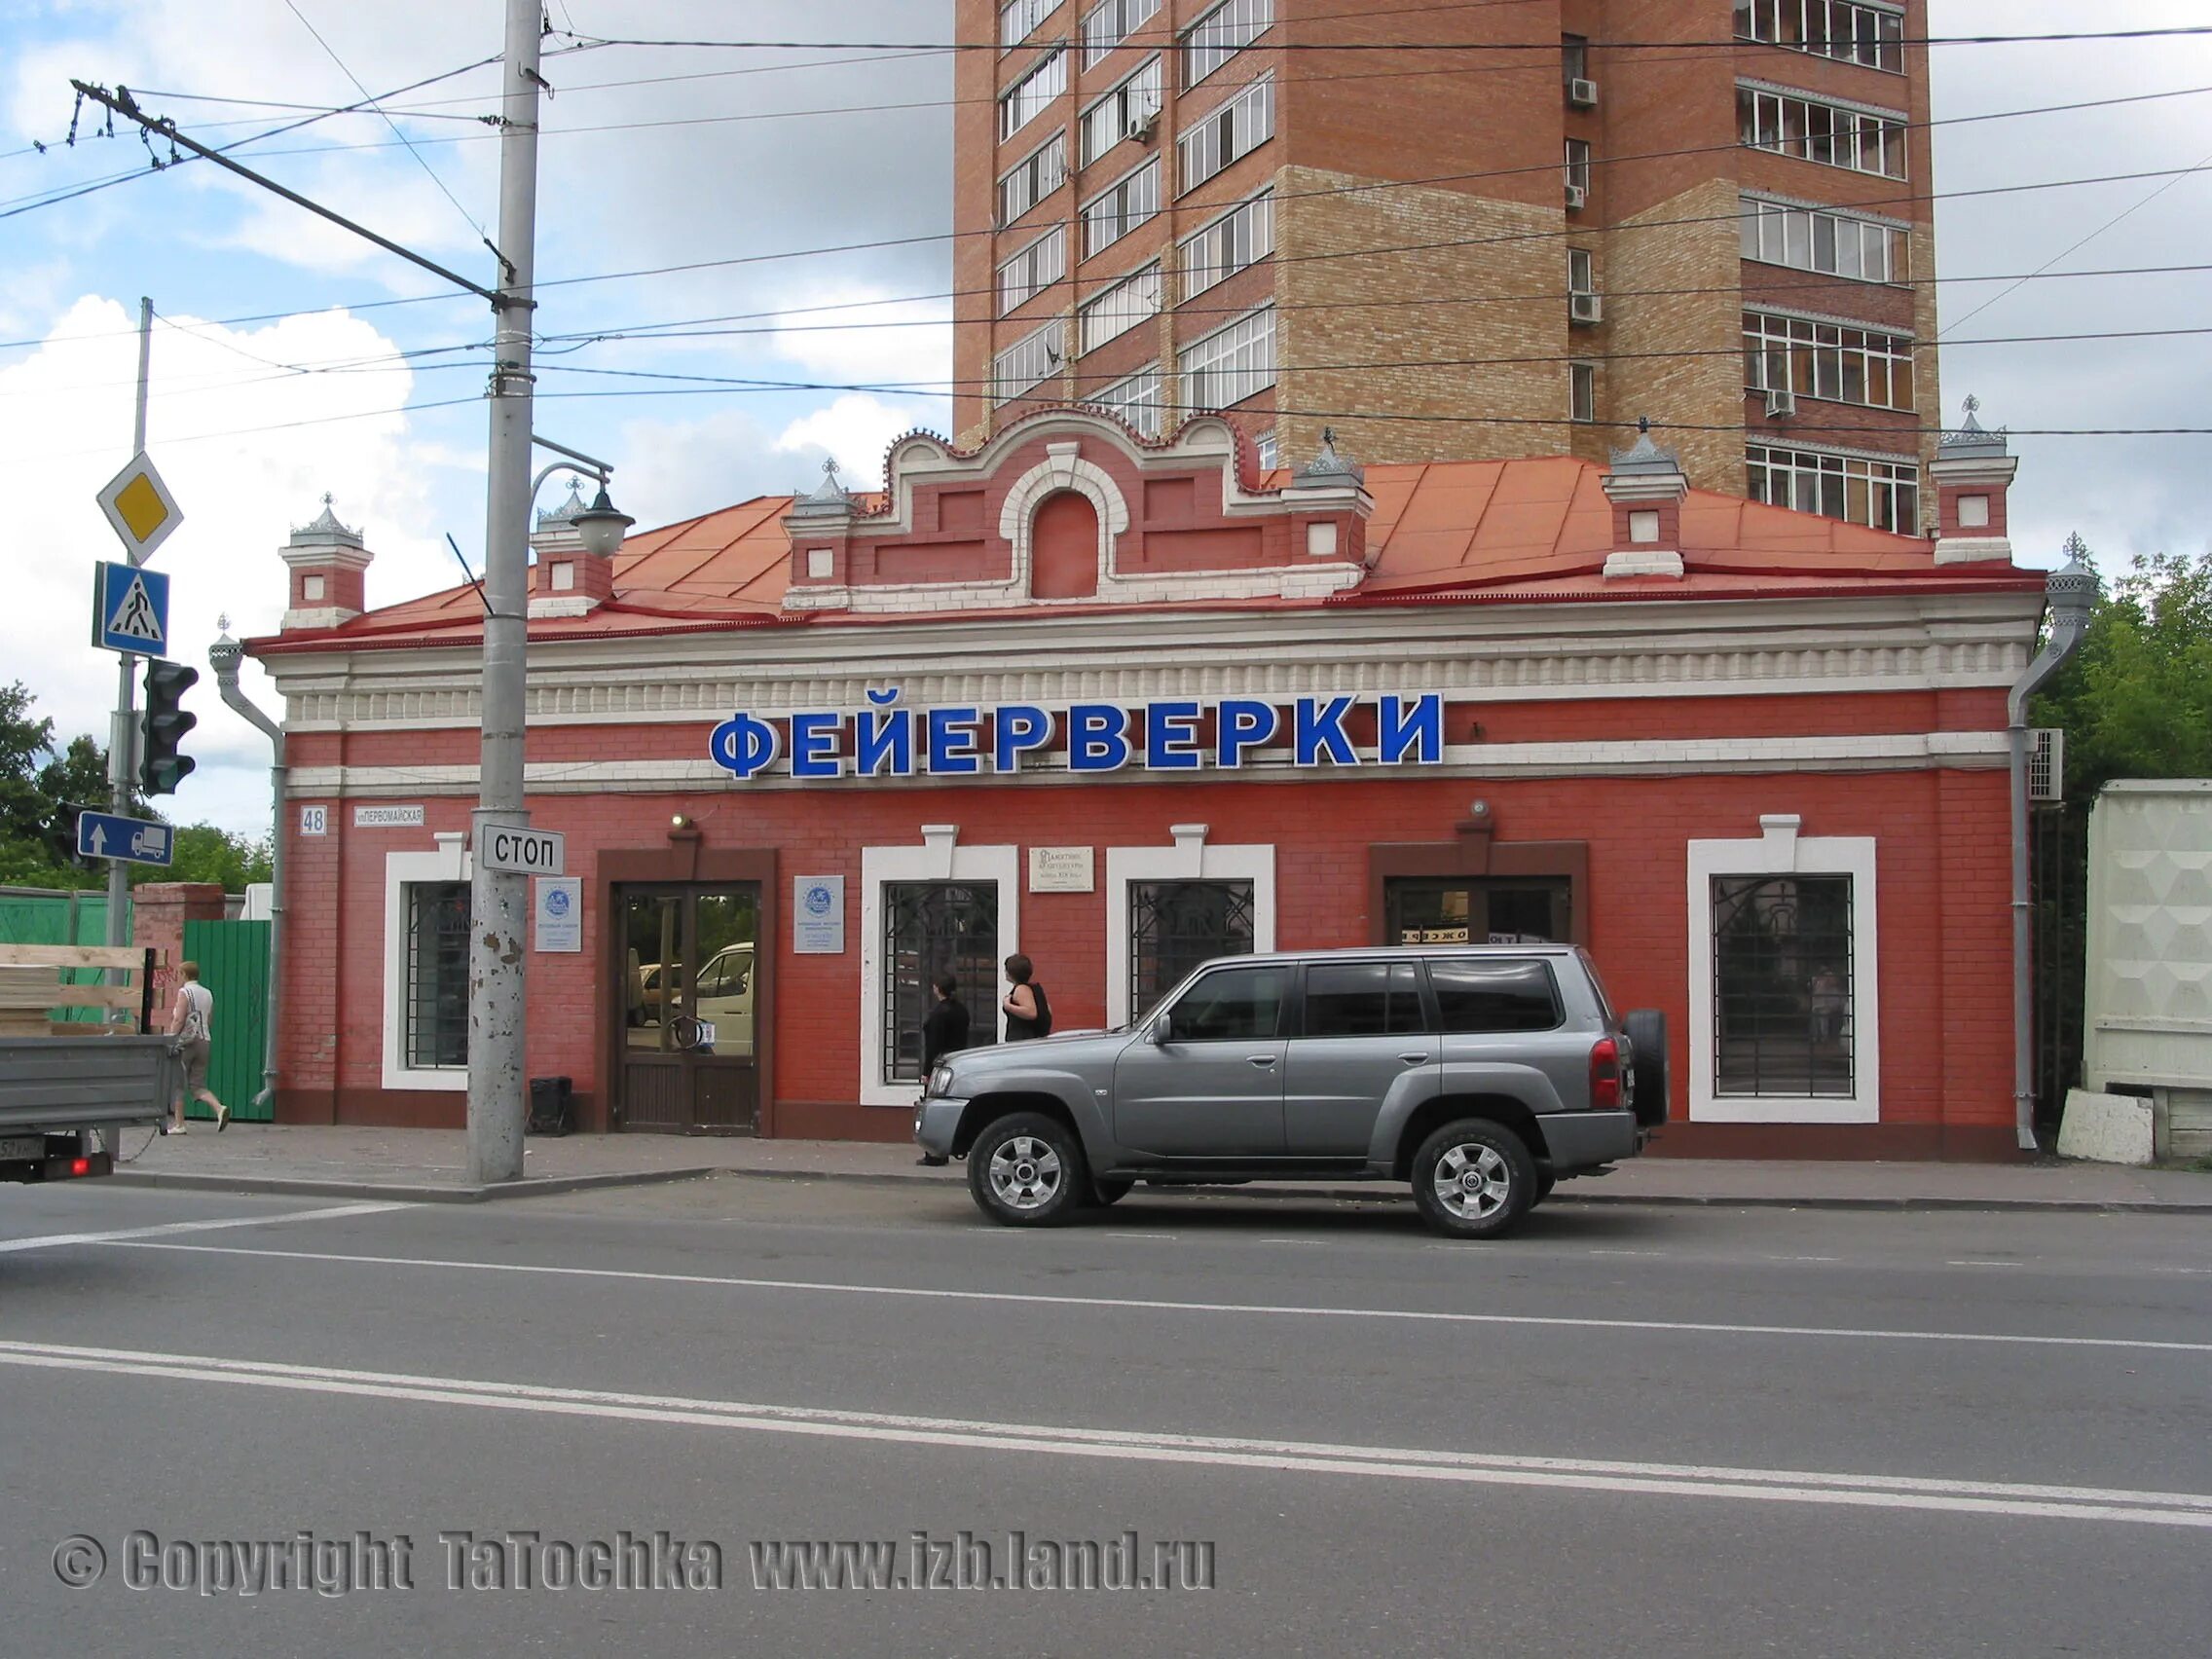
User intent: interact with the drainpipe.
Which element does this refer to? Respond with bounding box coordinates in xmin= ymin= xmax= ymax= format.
xmin=208 ymin=630 xmax=283 ymax=1116
xmin=2007 ymin=555 xmax=2097 ymax=1151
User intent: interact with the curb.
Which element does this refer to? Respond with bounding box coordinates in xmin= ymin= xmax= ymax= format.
xmin=106 ymin=1166 xmax=719 ymax=1205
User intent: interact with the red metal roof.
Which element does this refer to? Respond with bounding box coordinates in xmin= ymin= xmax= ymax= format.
xmin=251 ymin=456 xmax=2040 ymax=656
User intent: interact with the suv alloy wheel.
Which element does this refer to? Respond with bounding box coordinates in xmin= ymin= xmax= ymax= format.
xmin=1410 ymin=1119 xmax=1537 ymax=1239
xmin=967 ymin=1112 xmax=1089 ymax=1227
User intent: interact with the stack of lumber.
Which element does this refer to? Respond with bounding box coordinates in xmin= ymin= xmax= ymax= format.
xmin=0 ymin=945 xmax=146 ymax=1038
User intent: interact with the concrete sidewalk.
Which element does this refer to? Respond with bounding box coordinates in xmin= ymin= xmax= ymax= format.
xmin=107 ymin=1122 xmax=2212 ymax=1212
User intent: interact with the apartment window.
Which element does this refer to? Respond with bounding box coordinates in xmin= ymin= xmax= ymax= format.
xmin=1744 ymin=311 xmax=1915 ymax=410
xmin=404 ymin=882 xmax=470 ymax=1069
xmin=994 ymin=321 xmax=1064 ymax=406
xmin=1082 ymin=155 xmax=1161 ymax=256
xmin=1085 ymin=0 xmax=1161 ymax=67
xmin=1184 ymin=0 xmax=1273 ymax=89
xmin=1002 ymin=0 xmax=1056 ymax=51
xmin=1180 ymin=307 xmax=1275 ymax=408
xmin=1734 ymin=0 xmax=1904 ymax=74
xmin=998 ymin=226 xmax=1067 ymax=314
xmin=1740 ymin=195 xmax=1909 ymax=282
xmin=1180 ymin=190 xmax=1273 ymax=300
xmin=1080 ymin=262 xmax=1161 ymax=351
xmin=1177 ymin=75 xmax=1274 ymax=194
xmin=1713 ymin=873 xmax=1856 ymax=1097
xmin=1747 ymin=442 xmax=1919 ymax=533
xmin=1567 ymin=247 xmax=1596 ymax=297
xmin=999 ymin=133 xmax=1068 ymax=225
xmin=1738 ymin=85 xmax=1906 ymax=178
xmin=1081 ymin=56 xmax=1162 ymax=165
xmin=1091 ymin=363 xmax=1164 ymax=436
xmin=1563 ymin=35 xmax=1590 ymax=83
xmin=1001 ymin=50 xmax=1068 ymax=140
xmin=1253 ymin=429 xmax=1278 ymax=469
xmin=1569 ymin=361 xmax=1597 ymax=424
xmin=1565 ymin=137 xmax=1593 ymax=202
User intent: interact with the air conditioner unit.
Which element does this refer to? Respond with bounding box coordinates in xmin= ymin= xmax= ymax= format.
xmin=1764 ymin=386 xmax=1796 ymax=419
xmin=1126 ymin=108 xmax=1160 ymax=143
xmin=1567 ymin=77 xmax=1599 ymax=109
xmin=1569 ymin=292 xmax=1603 ymax=325
xmin=2028 ymin=728 xmax=2065 ymax=802
xmin=1565 ymin=183 xmax=1588 ymax=211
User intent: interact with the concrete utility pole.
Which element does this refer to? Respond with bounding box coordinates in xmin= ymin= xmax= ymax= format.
xmin=467 ymin=0 xmax=543 ymax=1184
xmin=104 ymin=297 xmax=152 ymax=967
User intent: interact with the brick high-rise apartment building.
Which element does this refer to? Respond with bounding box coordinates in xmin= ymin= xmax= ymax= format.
xmin=954 ymin=0 xmax=1939 ymax=533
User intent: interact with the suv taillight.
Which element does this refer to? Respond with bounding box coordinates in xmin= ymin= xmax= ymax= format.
xmin=1590 ymin=1036 xmax=1622 ymax=1111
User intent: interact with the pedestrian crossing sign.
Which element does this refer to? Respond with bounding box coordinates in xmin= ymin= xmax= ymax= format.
xmin=92 ymin=560 xmax=171 ymax=658
xmin=95 ymin=450 xmax=183 ymax=563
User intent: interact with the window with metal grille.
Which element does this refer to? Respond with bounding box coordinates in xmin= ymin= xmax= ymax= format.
xmin=1178 ymin=306 xmax=1273 ymax=408
xmin=999 ymin=132 xmax=1068 ymax=225
xmin=1737 ymin=84 xmax=1906 ymax=178
xmin=1083 ymin=156 xmax=1161 ymax=256
xmin=1001 ymin=49 xmax=1067 ymax=140
xmin=882 ymin=882 xmax=1000 ymax=1084
xmin=1089 ymin=363 xmax=1164 ymax=435
xmin=1184 ymin=0 xmax=1272 ymax=88
xmin=1180 ymin=190 xmax=1273 ymax=301
xmin=1739 ymin=194 xmax=1909 ymax=282
xmin=1734 ymin=0 xmax=1903 ymax=73
xmin=1746 ymin=441 xmax=1918 ymax=533
xmin=1712 ymin=874 xmax=1855 ymax=1096
xmin=1080 ymin=262 xmax=1161 ymax=351
xmin=1082 ymin=55 xmax=1162 ymax=165
xmin=1085 ymin=0 xmax=1161 ymax=66
xmin=1176 ymin=75 xmax=1272 ymax=193
xmin=1128 ymin=879 xmax=1254 ymax=1021
xmin=999 ymin=226 xmax=1067 ymax=314
xmin=404 ymin=881 xmax=470 ymax=1069
xmin=1744 ymin=311 xmax=1915 ymax=409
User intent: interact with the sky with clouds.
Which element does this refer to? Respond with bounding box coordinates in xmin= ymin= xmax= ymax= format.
xmin=1 ymin=0 xmax=2207 ymax=836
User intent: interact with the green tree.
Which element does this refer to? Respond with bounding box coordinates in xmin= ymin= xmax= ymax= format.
xmin=2032 ymin=541 xmax=2212 ymax=797
xmin=159 ymin=825 xmax=273 ymax=893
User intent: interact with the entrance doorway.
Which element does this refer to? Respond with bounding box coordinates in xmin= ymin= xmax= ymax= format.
xmin=615 ymin=883 xmax=761 ymax=1133
xmin=1384 ymin=877 xmax=1571 ymax=945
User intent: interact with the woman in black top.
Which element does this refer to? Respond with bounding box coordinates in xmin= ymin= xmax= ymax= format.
xmin=921 ymin=972 xmax=970 ymax=1071
xmin=1001 ymin=953 xmax=1052 ymax=1041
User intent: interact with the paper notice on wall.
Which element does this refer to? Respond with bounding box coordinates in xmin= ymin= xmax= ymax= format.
xmin=535 ymin=876 xmax=583 ymax=953
xmin=794 ymin=874 xmax=844 ymax=954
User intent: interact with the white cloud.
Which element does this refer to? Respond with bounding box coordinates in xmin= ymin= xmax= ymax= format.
xmin=775 ymin=394 xmax=931 ymax=490
xmin=767 ymin=288 xmax=952 ymax=391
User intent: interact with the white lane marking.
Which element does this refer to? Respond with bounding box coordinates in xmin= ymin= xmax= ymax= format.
xmin=0 ymin=1339 xmax=2205 ymax=1530
xmin=1949 ymin=1260 xmax=2026 ymax=1269
xmin=1095 ymin=1232 xmax=1180 ymax=1241
xmin=1587 ymin=1249 xmax=1667 ymax=1258
xmin=1255 ymin=1237 xmax=1326 ymax=1247
xmin=101 ymin=1238 xmax=2212 ymax=1357
xmin=1769 ymin=1255 xmax=1843 ymax=1264
xmin=0 ymin=1201 xmax=412 ymax=1256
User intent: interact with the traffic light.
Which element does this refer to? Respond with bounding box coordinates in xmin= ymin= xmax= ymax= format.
xmin=139 ymin=660 xmax=199 ymax=795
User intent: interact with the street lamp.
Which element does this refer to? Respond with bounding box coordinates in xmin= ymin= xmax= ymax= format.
xmin=571 ymin=486 xmax=636 ymax=557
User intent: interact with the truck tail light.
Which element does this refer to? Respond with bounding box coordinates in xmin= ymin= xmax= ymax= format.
xmin=70 ymin=1157 xmax=91 ymax=1177
xmin=1589 ymin=1036 xmax=1622 ymax=1111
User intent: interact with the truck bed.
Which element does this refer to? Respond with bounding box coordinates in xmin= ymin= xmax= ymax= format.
xmin=0 ymin=1036 xmax=176 ymax=1133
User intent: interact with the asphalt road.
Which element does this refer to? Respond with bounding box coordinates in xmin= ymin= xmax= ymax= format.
xmin=2 ymin=1174 xmax=2207 ymax=1657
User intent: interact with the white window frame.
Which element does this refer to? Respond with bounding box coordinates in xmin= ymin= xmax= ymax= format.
xmin=1177 ymin=74 xmax=1273 ymax=194
xmin=1569 ymin=360 xmax=1597 ymax=424
xmin=1001 ymin=49 xmax=1068 ymax=141
xmin=1687 ymin=821 xmax=1880 ymax=1124
xmin=998 ymin=132 xmax=1068 ymax=226
xmin=1002 ymin=0 xmax=1056 ymax=52
xmin=1743 ymin=309 xmax=1915 ymax=410
xmin=1178 ymin=305 xmax=1275 ymax=409
xmin=1747 ymin=440 xmax=1919 ymax=533
xmin=382 ymin=837 xmax=471 ymax=1092
xmin=1081 ymin=55 xmax=1162 ymax=166
xmin=1567 ymin=247 xmax=1597 ymax=297
xmin=1179 ymin=189 xmax=1274 ymax=301
xmin=1740 ymin=193 xmax=1910 ymax=283
xmin=1253 ymin=429 xmax=1278 ymax=469
xmin=1734 ymin=0 xmax=1904 ymax=74
xmin=1105 ymin=833 xmax=1275 ymax=1030
xmin=860 ymin=831 xmax=1020 ymax=1107
xmin=1737 ymin=83 xmax=1907 ymax=179
xmin=1184 ymin=0 xmax=1273 ymax=89
xmin=1082 ymin=155 xmax=1161 ymax=257
xmin=1084 ymin=0 xmax=1161 ymax=66
xmin=998 ymin=226 xmax=1067 ymax=314
xmin=1565 ymin=136 xmax=1593 ymax=196
xmin=1079 ymin=262 xmax=1161 ymax=352
xmin=1090 ymin=363 xmax=1164 ymax=435
xmin=993 ymin=320 xmax=1065 ymax=406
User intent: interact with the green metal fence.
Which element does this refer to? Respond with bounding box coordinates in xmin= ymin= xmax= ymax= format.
xmin=180 ymin=918 xmax=273 ymax=1122
xmin=0 ymin=886 xmax=128 ymax=1026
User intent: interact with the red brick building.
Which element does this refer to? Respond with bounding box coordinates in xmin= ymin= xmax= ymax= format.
xmin=250 ymin=405 xmax=2042 ymax=1156
xmin=959 ymin=0 xmax=1938 ymax=523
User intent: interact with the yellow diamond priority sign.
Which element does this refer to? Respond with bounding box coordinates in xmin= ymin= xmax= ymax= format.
xmin=95 ymin=451 xmax=183 ymax=564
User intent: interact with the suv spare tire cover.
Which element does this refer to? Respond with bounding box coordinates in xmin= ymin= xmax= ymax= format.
xmin=1622 ymin=1009 xmax=1669 ymax=1127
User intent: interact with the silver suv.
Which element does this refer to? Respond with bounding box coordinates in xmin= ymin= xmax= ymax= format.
xmin=915 ymin=945 xmax=1665 ymax=1238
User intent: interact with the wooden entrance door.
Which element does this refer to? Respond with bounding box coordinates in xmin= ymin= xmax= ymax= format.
xmin=614 ymin=883 xmax=761 ymax=1134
